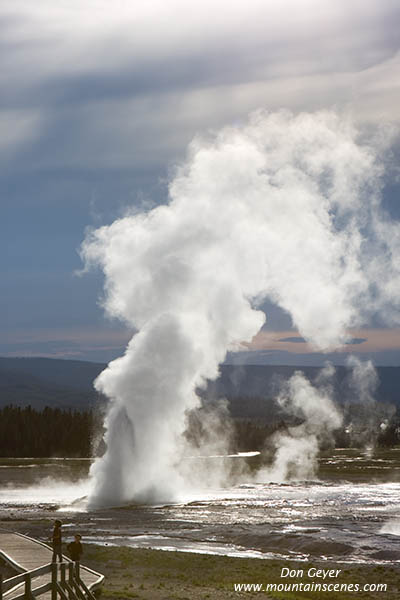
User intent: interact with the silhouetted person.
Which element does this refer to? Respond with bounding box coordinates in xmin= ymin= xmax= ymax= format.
xmin=67 ymin=534 xmax=83 ymax=562
xmin=52 ymin=519 xmax=63 ymax=562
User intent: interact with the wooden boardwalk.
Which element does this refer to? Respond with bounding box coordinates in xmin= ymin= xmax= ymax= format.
xmin=0 ymin=532 xmax=103 ymax=599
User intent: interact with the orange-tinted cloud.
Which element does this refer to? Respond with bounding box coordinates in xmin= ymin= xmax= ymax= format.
xmin=245 ymin=329 xmax=400 ymax=354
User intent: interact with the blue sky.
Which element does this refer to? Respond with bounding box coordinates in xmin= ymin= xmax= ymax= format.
xmin=1 ymin=1 xmax=400 ymax=364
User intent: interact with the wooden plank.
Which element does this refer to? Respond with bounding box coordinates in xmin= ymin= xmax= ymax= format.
xmin=32 ymin=583 xmax=52 ymax=598
xmin=55 ymin=583 xmax=69 ymax=600
xmin=6 ymin=592 xmax=27 ymax=600
xmin=60 ymin=580 xmax=78 ymax=600
xmin=3 ymin=566 xmax=51 ymax=593
xmin=2 ymin=573 xmax=26 ymax=593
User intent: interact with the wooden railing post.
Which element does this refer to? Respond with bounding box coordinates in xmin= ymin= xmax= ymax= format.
xmin=73 ymin=561 xmax=96 ymax=600
xmin=68 ymin=563 xmax=74 ymax=600
xmin=51 ymin=562 xmax=58 ymax=600
xmin=1 ymin=557 xmax=101 ymax=600
xmin=60 ymin=563 xmax=66 ymax=588
xmin=24 ymin=572 xmax=31 ymax=599
xmin=75 ymin=561 xmax=80 ymax=581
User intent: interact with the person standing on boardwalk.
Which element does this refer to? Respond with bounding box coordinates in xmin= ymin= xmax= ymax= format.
xmin=51 ymin=519 xmax=63 ymax=562
xmin=67 ymin=534 xmax=83 ymax=562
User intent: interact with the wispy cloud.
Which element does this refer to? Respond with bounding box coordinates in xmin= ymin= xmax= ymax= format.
xmin=1 ymin=1 xmax=399 ymax=173
xmin=1 ymin=2 xmax=400 ymax=361
xmin=248 ymin=329 xmax=400 ymax=354
xmin=277 ymin=336 xmax=367 ymax=345
xmin=0 ymin=327 xmax=132 ymax=362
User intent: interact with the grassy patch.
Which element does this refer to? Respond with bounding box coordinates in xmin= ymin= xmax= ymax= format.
xmin=82 ymin=544 xmax=400 ymax=600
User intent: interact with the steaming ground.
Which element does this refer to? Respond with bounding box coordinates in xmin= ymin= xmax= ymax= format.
xmin=81 ymin=109 xmax=400 ymax=508
xmin=1 ymin=451 xmax=400 ymax=565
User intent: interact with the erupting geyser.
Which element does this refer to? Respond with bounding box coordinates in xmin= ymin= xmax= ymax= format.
xmin=81 ymin=110 xmax=400 ymax=508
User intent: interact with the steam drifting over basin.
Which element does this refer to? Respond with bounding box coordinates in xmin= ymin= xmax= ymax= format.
xmin=81 ymin=110 xmax=400 ymax=508
xmin=2 ymin=452 xmax=400 ymax=565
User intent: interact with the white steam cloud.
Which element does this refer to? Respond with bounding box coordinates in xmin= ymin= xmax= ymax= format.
xmin=260 ymin=365 xmax=342 ymax=482
xmin=81 ymin=109 xmax=400 ymax=507
xmin=344 ymin=356 xmax=395 ymax=454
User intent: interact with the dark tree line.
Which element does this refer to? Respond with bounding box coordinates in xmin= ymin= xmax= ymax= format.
xmin=0 ymin=405 xmax=93 ymax=457
xmin=234 ymin=416 xmax=400 ymax=451
xmin=1 ymin=402 xmax=399 ymax=459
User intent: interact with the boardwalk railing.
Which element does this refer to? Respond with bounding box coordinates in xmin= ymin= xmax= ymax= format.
xmin=0 ymin=561 xmax=97 ymax=600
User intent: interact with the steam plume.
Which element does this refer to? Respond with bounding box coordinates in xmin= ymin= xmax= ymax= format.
xmin=259 ymin=365 xmax=342 ymax=482
xmin=344 ymin=356 xmax=395 ymax=454
xmin=81 ymin=109 xmax=399 ymax=507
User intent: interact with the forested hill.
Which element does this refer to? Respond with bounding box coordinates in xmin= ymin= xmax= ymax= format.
xmin=0 ymin=357 xmax=399 ymax=413
xmin=0 ymin=357 xmax=104 ymax=391
xmin=208 ymin=364 xmax=400 ymax=409
xmin=0 ymin=357 xmax=103 ymax=410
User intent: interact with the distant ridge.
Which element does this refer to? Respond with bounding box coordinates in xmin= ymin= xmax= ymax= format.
xmin=0 ymin=357 xmax=104 ymax=410
xmin=206 ymin=364 xmax=400 ymax=417
xmin=0 ymin=357 xmax=399 ymax=414
xmin=0 ymin=356 xmax=105 ymax=390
